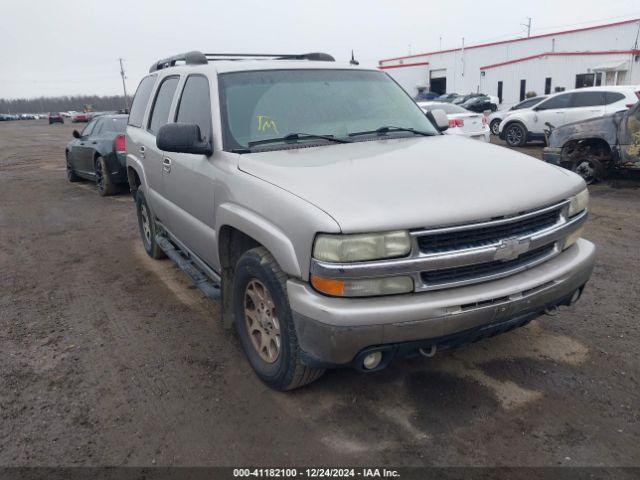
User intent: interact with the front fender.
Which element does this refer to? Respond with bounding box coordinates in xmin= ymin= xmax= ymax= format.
xmin=216 ymin=202 xmax=302 ymax=278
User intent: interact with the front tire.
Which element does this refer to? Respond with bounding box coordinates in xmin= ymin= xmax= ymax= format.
xmin=95 ymin=156 xmax=116 ymax=196
xmin=504 ymin=122 xmax=527 ymax=147
xmin=233 ymin=247 xmax=324 ymax=391
xmin=135 ymin=190 xmax=166 ymax=259
xmin=490 ymin=119 xmax=501 ymax=136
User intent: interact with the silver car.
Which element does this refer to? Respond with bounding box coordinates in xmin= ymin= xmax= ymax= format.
xmin=126 ymin=51 xmax=595 ymax=390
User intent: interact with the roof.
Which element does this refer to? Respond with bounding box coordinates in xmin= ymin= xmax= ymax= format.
xmin=379 ymin=17 xmax=640 ymax=64
xmin=480 ymin=50 xmax=640 ymax=70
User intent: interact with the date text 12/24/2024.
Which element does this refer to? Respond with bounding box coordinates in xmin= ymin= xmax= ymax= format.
xmin=233 ymin=468 xmax=400 ymax=478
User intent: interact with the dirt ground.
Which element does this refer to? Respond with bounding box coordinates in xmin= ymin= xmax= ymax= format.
xmin=0 ymin=120 xmax=638 ymax=467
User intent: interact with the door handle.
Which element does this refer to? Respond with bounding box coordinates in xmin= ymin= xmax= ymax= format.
xmin=139 ymin=146 xmax=145 ymax=159
xmin=163 ymin=157 xmax=172 ymax=174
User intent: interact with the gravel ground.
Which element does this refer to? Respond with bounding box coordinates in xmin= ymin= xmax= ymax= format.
xmin=0 ymin=120 xmax=638 ymax=467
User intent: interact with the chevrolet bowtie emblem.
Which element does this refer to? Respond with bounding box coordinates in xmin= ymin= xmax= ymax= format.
xmin=494 ymin=237 xmax=530 ymax=262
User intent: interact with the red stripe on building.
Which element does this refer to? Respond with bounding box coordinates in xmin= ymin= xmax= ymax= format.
xmin=378 ymin=61 xmax=430 ymax=70
xmin=378 ymin=18 xmax=640 ymax=65
xmin=480 ymin=50 xmax=640 ymax=70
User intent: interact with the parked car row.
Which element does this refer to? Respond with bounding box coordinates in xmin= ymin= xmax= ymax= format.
xmin=0 ymin=113 xmax=43 ymax=121
xmin=414 ymin=92 xmax=499 ymax=113
xmin=494 ymin=85 xmax=639 ymax=147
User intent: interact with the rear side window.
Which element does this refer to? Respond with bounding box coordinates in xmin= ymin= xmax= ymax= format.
xmin=571 ymin=91 xmax=605 ymax=108
xmin=604 ymin=92 xmax=625 ymax=105
xmin=175 ymin=75 xmax=212 ymax=141
xmin=101 ymin=117 xmax=128 ymax=133
xmin=128 ymin=75 xmax=157 ymax=127
xmin=148 ymin=76 xmax=179 ymax=136
xmin=537 ymin=93 xmax=572 ymax=110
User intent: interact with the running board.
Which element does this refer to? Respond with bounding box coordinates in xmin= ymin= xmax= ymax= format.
xmin=155 ymin=234 xmax=221 ymax=300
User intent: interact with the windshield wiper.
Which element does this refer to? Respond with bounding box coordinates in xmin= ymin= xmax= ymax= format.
xmin=348 ymin=126 xmax=435 ymax=138
xmin=247 ymin=132 xmax=351 ymax=148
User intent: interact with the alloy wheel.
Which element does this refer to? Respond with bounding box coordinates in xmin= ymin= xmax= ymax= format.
xmin=95 ymin=161 xmax=104 ymax=193
xmin=244 ymin=279 xmax=281 ymax=364
xmin=506 ymin=125 xmax=524 ymax=146
xmin=140 ymin=203 xmax=152 ymax=246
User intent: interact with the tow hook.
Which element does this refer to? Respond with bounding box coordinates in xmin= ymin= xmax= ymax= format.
xmin=419 ymin=345 xmax=437 ymax=358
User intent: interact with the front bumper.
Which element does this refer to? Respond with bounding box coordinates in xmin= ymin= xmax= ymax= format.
xmin=288 ymin=238 xmax=595 ymax=368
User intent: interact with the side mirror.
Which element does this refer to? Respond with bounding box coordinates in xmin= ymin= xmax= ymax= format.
xmin=72 ymin=130 xmax=81 ymax=139
xmin=430 ymin=109 xmax=449 ymax=132
xmin=156 ymin=123 xmax=212 ymax=156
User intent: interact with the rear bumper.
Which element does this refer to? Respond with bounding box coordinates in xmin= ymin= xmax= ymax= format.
xmin=104 ymin=152 xmax=128 ymax=183
xmin=288 ymin=238 xmax=595 ymax=368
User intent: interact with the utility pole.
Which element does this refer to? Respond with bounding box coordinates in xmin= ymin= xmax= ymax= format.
xmin=521 ymin=17 xmax=532 ymax=37
xmin=119 ymin=58 xmax=130 ymax=112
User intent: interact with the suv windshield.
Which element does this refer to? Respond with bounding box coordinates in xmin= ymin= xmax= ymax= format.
xmin=219 ymin=69 xmax=438 ymax=151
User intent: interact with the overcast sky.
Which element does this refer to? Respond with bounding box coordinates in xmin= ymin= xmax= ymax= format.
xmin=1 ymin=0 xmax=639 ymax=99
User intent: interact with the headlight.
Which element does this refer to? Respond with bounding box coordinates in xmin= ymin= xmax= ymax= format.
xmin=311 ymin=275 xmax=414 ymax=297
xmin=568 ymin=189 xmax=589 ymax=217
xmin=313 ymin=231 xmax=411 ymax=263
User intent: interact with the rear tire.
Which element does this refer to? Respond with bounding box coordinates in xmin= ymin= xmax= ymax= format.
xmin=233 ymin=247 xmax=324 ymax=391
xmin=135 ymin=190 xmax=166 ymax=259
xmin=95 ymin=156 xmax=116 ymax=196
xmin=66 ymin=154 xmax=81 ymax=182
xmin=504 ymin=122 xmax=527 ymax=147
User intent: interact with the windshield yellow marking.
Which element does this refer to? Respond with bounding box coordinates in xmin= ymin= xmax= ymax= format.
xmin=256 ymin=115 xmax=279 ymax=135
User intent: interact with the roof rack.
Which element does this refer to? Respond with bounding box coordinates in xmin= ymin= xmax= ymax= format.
xmin=149 ymin=51 xmax=335 ymax=72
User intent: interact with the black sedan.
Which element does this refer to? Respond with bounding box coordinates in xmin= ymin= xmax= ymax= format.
xmin=65 ymin=114 xmax=128 ymax=196
xmin=461 ymin=95 xmax=497 ymax=113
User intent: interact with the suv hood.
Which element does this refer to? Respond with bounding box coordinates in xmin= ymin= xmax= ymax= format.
xmin=238 ymin=135 xmax=584 ymax=233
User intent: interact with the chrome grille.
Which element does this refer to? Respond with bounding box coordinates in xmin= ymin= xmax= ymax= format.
xmin=417 ymin=207 xmax=562 ymax=253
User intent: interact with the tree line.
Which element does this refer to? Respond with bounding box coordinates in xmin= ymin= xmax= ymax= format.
xmin=0 ymin=95 xmax=128 ymax=114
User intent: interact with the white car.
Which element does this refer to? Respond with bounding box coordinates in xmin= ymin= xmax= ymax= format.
xmin=498 ymin=85 xmax=640 ymax=147
xmin=488 ymin=96 xmax=547 ymax=135
xmin=418 ymin=101 xmax=490 ymax=142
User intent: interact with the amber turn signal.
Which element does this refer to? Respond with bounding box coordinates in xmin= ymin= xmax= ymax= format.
xmin=310 ymin=274 xmax=345 ymax=297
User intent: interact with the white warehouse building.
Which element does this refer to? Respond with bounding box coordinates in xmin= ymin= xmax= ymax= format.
xmin=378 ymin=18 xmax=640 ymax=108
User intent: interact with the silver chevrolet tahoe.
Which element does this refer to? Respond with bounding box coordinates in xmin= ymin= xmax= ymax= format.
xmin=125 ymin=51 xmax=595 ymax=390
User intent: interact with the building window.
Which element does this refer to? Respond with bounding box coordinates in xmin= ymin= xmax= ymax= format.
xmin=519 ymin=80 xmax=526 ymax=101
xmin=545 ymin=78 xmax=552 ymax=95
xmin=575 ymin=73 xmax=595 ymax=88
xmin=497 ymin=81 xmax=503 ymax=104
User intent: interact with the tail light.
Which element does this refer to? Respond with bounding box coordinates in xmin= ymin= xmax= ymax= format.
xmin=626 ymin=104 xmax=637 ymax=109
xmin=114 ymin=134 xmax=126 ymax=154
xmin=481 ymin=116 xmax=488 ymax=125
xmin=448 ymin=118 xmax=464 ymax=128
